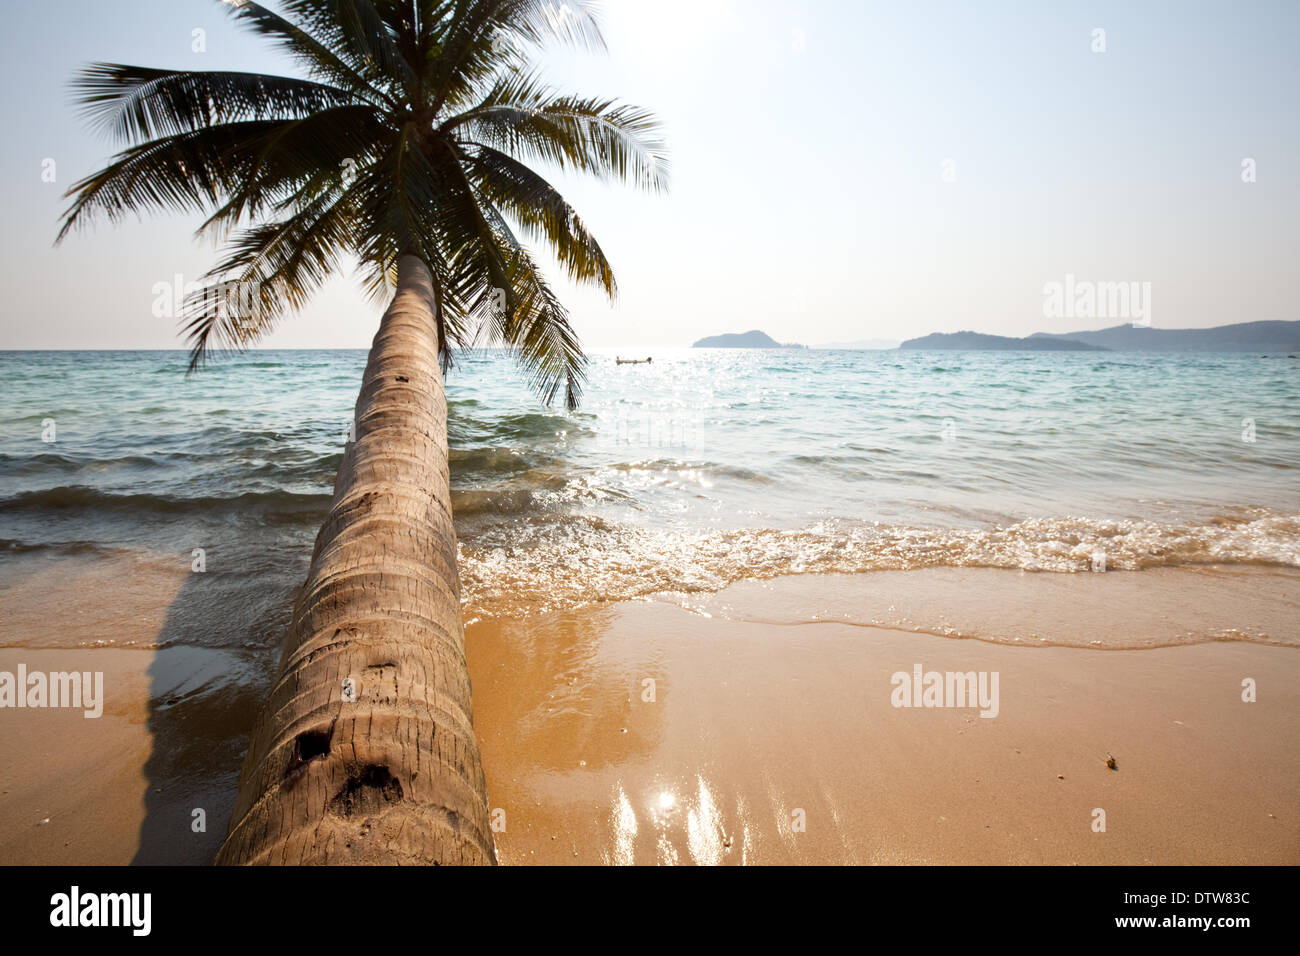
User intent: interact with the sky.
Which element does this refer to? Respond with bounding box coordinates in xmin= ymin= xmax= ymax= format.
xmin=0 ymin=0 xmax=1297 ymax=351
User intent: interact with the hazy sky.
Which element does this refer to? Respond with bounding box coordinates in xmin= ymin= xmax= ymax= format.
xmin=1 ymin=0 xmax=1296 ymax=350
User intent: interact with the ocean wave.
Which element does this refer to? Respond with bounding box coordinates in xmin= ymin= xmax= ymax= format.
xmin=8 ymin=409 xmax=83 ymax=422
xmin=0 ymin=538 xmax=131 ymax=558
xmin=455 ymin=411 xmax=596 ymax=443
xmin=457 ymin=511 xmax=1300 ymax=618
xmin=452 ymin=486 xmax=555 ymax=517
xmin=0 ymin=451 xmax=177 ymax=475
xmin=0 ymin=485 xmax=330 ymax=523
xmin=604 ymin=459 xmax=774 ymax=483
xmin=449 ymin=446 xmax=561 ymax=476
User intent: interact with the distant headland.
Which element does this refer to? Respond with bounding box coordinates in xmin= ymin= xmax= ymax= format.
xmin=899 ymin=320 xmax=1300 ymax=352
xmin=692 ymin=330 xmax=805 ymax=349
xmin=693 ymin=320 xmax=1299 ymax=352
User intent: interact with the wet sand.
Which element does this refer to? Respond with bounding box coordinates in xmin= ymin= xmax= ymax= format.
xmin=467 ymin=595 xmax=1300 ymax=865
xmin=1 ymin=563 xmax=1297 ymax=864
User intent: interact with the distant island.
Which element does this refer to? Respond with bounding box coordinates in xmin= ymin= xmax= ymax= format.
xmin=901 ymin=320 xmax=1300 ymax=352
xmin=695 ymin=320 xmax=1299 ymax=351
xmin=1030 ymin=320 xmax=1300 ymax=352
xmin=692 ymin=330 xmax=805 ymax=348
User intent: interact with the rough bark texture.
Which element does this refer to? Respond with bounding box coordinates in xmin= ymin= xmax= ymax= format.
xmin=216 ymin=256 xmax=495 ymax=865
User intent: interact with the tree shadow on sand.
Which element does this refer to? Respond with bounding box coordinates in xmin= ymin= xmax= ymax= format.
xmin=131 ymin=561 xmax=293 ymax=865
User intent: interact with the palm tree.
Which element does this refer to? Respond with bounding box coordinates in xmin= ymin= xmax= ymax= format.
xmin=58 ymin=0 xmax=666 ymax=865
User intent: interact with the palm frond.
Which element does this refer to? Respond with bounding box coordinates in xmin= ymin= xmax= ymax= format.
xmin=193 ymin=104 xmax=392 ymax=238
xmin=427 ymin=0 xmax=605 ymax=116
xmin=480 ymin=242 xmax=587 ymax=408
xmin=442 ymin=165 xmax=587 ymax=407
xmin=58 ymin=121 xmax=278 ymax=241
xmin=73 ymin=63 xmax=363 ymax=143
xmin=182 ymin=177 xmax=360 ymax=367
xmin=444 ymin=69 xmax=669 ymax=193
xmin=278 ymin=0 xmax=421 ymax=99
xmin=464 ymin=142 xmax=615 ymax=297
xmin=58 ymin=106 xmax=385 ymax=241
xmin=221 ymin=0 xmax=399 ymax=106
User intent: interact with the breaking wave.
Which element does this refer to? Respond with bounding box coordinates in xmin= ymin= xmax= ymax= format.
xmin=458 ymin=511 xmax=1300 ymax=617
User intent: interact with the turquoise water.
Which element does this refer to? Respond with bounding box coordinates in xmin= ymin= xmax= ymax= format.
xmin=1 ymin=347 xmax=1298 ymax=631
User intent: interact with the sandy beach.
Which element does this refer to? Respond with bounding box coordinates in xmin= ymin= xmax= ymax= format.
xmin=2 ymin=561 xmax=1296 ymax=865
xmin=469 ymin=582 xmax=1300 ymax=865
xmin=0 ymin=645 xmax=269 ymax=865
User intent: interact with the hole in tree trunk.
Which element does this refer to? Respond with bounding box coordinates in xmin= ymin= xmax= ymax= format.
xmin=329 ymin=765 xmax=404 ymax=817
xmin=295 ymin=728 xmax=331 ymax=761
xmin=283 ymin=724 xmax=333 ymax=787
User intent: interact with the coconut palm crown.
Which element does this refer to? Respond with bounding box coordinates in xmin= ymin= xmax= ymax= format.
xmin=58 ymin=0 xmax=667 ymax=408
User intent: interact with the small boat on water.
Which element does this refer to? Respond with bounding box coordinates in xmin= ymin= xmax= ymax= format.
xmin=616 ymin=357 xmax=653 ymax=365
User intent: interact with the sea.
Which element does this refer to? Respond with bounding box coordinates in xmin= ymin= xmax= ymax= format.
xmin=1 ymin=347 xmax=1298 ymax=649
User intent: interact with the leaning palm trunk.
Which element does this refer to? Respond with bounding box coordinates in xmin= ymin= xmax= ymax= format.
xmin=216 ymin=256 xmax=495 ymax=865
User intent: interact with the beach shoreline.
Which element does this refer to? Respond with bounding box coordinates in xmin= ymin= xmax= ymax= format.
xmin=1 ymin=563 xmax=1295 ymax=865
